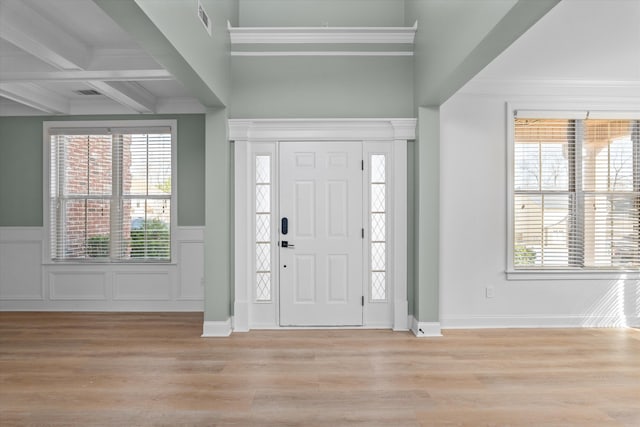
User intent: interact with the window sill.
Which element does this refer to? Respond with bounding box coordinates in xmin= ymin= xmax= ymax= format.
xmin=506 ymin=269 xmax=640 ymax=281
xmin=43 ymin=261 xmax=177 ymax=266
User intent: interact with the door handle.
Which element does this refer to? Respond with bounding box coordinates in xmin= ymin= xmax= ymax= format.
xmin=281 ymin=241 xmax=295 ymax=248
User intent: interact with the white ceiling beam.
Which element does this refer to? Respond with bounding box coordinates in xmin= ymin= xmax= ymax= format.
xmin=0 ymin=1 xmax=164 ymax=114
xmin=87 ymin=81 xmax=156 ymax=114
xmin=0 ymin=70 xmax=174 ymax=83
xmin=0 ymin=83 xmax=69 ymax=114
xmin=0 ymin=0 xmax=90 ymax=70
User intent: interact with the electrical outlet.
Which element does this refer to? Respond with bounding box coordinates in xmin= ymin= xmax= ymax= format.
xmin=485 ymin=286 xmax=494 ymax=298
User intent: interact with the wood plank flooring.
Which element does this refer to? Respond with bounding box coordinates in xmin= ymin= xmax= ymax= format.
xmin=1 ymin=312 xmax=639 ymax=426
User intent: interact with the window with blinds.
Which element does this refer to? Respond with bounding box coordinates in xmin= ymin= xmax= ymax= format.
xmin=48 ymin=125 xmax=173 ymax=262
xmin=513 ymin=114 xmax=639 ymax=270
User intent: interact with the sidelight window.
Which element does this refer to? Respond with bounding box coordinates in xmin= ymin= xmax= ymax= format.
xmin=255 ymin=154 xmax=272 ymax=301
xmin=370 ymin=154 xmax=387 ymax=300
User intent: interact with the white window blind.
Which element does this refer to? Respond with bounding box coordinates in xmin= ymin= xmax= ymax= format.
xmin=49 ymin=127 xmax=172 ymax=262
xmin=513 ymin=116 xmax=639 ymax=269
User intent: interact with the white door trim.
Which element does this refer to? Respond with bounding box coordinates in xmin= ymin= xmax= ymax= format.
xmin=231 ymin=118 xmax=415 ymax=332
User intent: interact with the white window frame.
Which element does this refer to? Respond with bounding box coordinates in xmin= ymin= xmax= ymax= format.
xmin=506 ymin=104 xmax=640 ymax=280
xmin=43 ymin=120 xmax=178 ymax=264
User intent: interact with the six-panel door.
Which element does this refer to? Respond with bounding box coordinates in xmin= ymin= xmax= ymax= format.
xmin=279 ymin=142 xmax=364 ymax=326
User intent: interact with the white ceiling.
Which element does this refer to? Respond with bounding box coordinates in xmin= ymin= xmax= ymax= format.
xmin=0 ymin=0 xmax=204 ymax=116
xmin=473 ymin=0 xmax=640 ymax=83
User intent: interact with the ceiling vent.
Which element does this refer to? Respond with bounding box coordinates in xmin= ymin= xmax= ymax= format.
xmin=75 ymin=89 xmax=102 ymax=96
xmin=198 ymin=0 xmax=212 ymax=36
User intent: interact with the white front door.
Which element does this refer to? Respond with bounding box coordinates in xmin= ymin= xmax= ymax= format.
xmin=279 ymin=142 xmax=363 ymax=326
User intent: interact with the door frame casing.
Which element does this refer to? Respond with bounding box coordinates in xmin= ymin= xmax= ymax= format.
xmin=230 ymin=118 xmax=416 ymax=332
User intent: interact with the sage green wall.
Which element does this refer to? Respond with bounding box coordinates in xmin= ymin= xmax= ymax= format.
xmin=204 ymin=108 xmax=231 ymax=322
xmin=239 ymin=0 xmax=404 ymax=27
xmin=415 ymin=106 xmax=440 ymax=322
xmin=0 ymin=115 xmax=205 ymax=227
xmin=407 ymin=140 xmax=416 ymax=316
xmin=405 ymin=0 xmax=518 ymax=107
xmin=134 ymin=0 xmax=236 ymax=106
xmin=0 ymin=117 xmax=43 ymax=227
xmin=230 ymin=57 xmax=414 ymax=118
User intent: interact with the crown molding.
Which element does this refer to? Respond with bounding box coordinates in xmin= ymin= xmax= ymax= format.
xmin=460 ymin=78 xmax=640 ymax=97
xmin=228 ymin=21 xmax=417 ymax=45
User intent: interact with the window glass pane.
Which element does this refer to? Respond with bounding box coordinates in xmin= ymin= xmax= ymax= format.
xmin=371 ymin=242 xmax=386 ymax=271
xmin=123 ymin=133 xmax=171 ymax=196
xmin=122 ymin=199 xmax=170 ymax=260
xmin=583 ymin=120 xmax=634 ymax=192
xmin=256 ymin=273 xmax=271 ymax=301
xmin=60 ymin=199 xmax=111 ymax=259
xmin=147 ymin=134 xmax=172 ymax=196
xmin=371 ymin=184 xmax=385 ymax=213
xmin=371 ymin=155 xmax=386 ymax=183
xmin=371 ymin=213 xmax=385 ymax=242
xmin=514 ymin=194 xmax=572 ymax=267
xmin=371 ymin=272 xmax=386 ymax=301
xmin=256 ymin=213 xmax=270 ymax=242
xmin=256 ymin=184 xmax=270 ymax=213
xmin=61 ymin=199 xmax=87 ymax=258
xmin=61 ymin=135 xmax=112 ymax=196
xmin=584 ymin=195 xmax=638 ymax=268
xmin=515 ymin=119 xmax=571 ymax=192
xmin=540 ymin=143 xmax=569 ymax=191
xmin=256 ymin=155 xmax=271 ymax=184
xmin=86 ymin=199 xmax=111 ymax=258
xmin=256 ymin=243 xmax=271 ymax=272
xmin=514 ymin=143 xmax=540 ymax=191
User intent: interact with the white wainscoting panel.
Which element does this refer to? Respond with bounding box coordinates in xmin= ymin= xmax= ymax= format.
xmin=0 ymin=226 xmax=204 ymax=311
xmin=49 ymin=272 xmax=107 ymax=300
xmin=113 ymin=272 xmax=171 ymax=301
xmin=0 ymin=240 xmax=43 ymax=300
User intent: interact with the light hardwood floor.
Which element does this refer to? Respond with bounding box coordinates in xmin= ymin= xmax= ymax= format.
xmin=0 ymin=312 xmax=638 ymax=426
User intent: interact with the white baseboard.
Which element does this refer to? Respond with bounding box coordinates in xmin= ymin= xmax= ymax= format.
xmin=626 ymin=316 xmax=639 ymax=328
xmin=441 ymin=315 xmax=635 ymax=329
xmin=409 ymin=316 xmax=442 ymax=337
xmin=202 ymin=318 xmax=232 ymax=337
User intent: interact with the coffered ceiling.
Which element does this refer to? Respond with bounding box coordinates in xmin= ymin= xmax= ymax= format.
xmin=0 ymin=0 xmax=203 ymax=116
